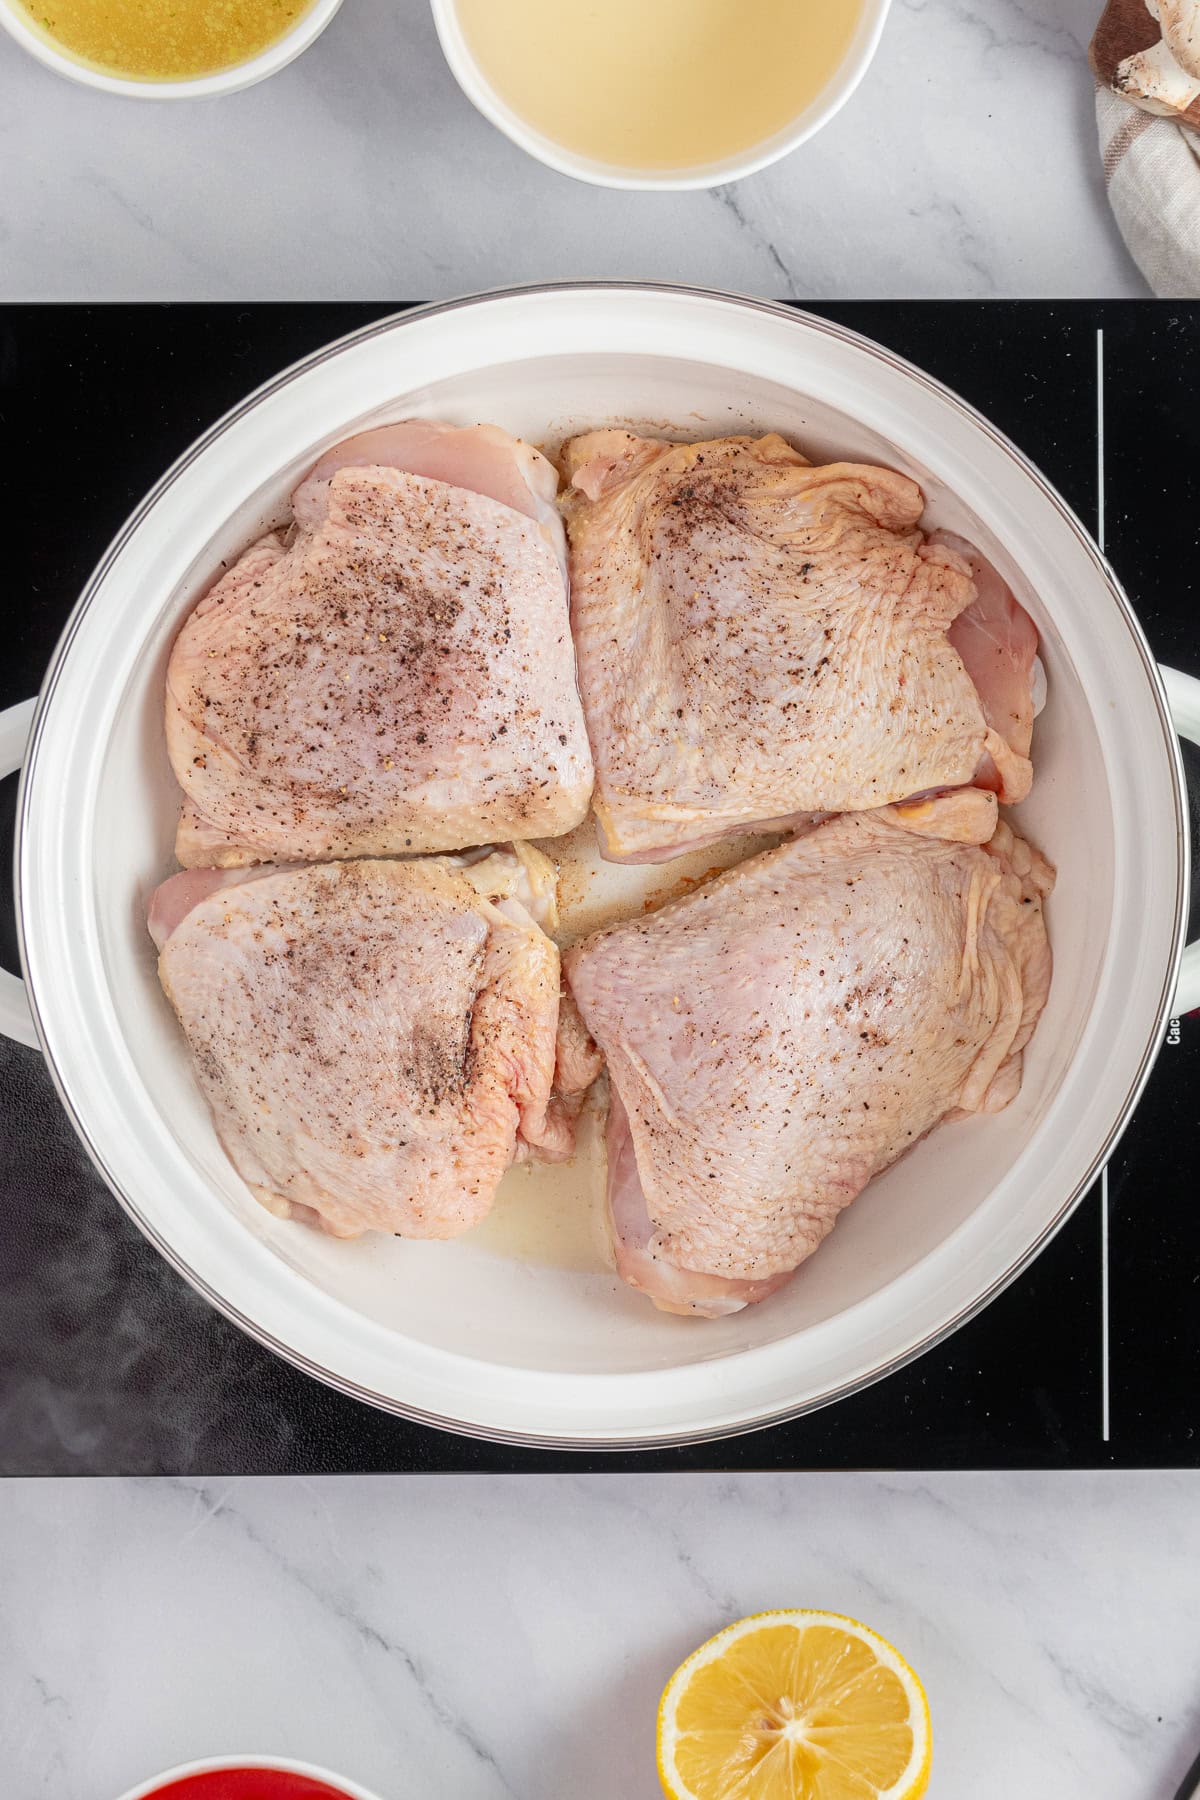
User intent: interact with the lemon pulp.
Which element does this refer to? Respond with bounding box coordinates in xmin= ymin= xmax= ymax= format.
xmin=658 ymin=1611 xmax=932 ymax=1800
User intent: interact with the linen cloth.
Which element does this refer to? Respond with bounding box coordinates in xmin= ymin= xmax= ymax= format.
xmin=1096 ymin=83 xmax=1200 ymax=295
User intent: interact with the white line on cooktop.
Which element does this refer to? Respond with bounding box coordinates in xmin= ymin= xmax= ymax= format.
xmin=1101 ymin=1166 xmax=1111 ymax=1443
xmin=1096 ymin=327 xmax=1106 ymax=555
xmin=1097 ymin=326 xmax=1111 ymax=1446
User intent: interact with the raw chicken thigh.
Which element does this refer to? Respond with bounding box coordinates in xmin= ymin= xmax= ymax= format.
xmin=167 ymin=421 xmax=593 ymax=867
xmin=294 ymin=420 xmax=569 ymax=575
xmin=149 ymin=846 xmax=579 ymax=1239
xmin=564 ymin=430 xmax=1038 ymax=861
xmin=564 ymin=791 xmax=1054 ymax=1316
xmin=936 ymin=531 xmax=1040 ymax=800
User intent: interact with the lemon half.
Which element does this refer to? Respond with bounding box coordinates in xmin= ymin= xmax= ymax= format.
xmin=657 ymin=1609 xmax=932 ymax=1800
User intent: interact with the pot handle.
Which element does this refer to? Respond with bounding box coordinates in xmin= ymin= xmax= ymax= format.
xmin=0 ymin=699 xmax=39 ymax=1050
xmin=1161 ymin=665 xmax=1200 ymax=1018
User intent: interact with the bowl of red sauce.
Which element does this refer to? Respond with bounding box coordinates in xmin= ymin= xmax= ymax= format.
xmin=116 ymin=1759 xmax=385 ymax=1800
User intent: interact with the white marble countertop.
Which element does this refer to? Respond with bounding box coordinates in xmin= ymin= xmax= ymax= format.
xmin=1 ymin=1472 xmax=1197 ymax=1799
xmin=0 ymin=0 xmax=1145 ymax=301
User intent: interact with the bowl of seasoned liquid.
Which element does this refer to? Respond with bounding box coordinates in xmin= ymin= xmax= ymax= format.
xmin=0 ymin=0 xmax=341 ymax=95
xmin=430 ymin=0 xmax=892 ymax=188
xmin=114 ymin=1757 xmax=386 ymax=1799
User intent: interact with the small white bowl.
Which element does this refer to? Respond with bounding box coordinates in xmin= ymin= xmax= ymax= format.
xmin=114 ymin=1754 xmax=386 ymax=1800
xmin=0 ymin=0 xmax=341 ymax=97
xmin=429 ymin=0 xmax=892 ymax=189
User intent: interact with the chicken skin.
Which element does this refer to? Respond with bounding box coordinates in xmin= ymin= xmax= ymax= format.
xmin=564 ymin=791 xmax=1054 ymax=1315
xmin=168 ymin=421 xmax=593 ymax=867
xmin=563 ymin=430 xmax=1038 ymax=861
xmin=149 ymin=847 xmax=578 ymax=1239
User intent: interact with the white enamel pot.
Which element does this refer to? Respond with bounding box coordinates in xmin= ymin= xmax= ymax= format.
xmin=3 ymin=287 xmax=1197 ymax=1447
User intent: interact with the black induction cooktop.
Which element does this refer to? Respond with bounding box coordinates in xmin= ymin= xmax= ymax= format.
xmin=1 ymin=301 xmax=1197 ymax=1477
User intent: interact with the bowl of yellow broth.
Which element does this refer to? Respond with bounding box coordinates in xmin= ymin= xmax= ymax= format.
xmin=0 ymin=0 xmax=341 ymax=96
xmin=430 ymin=0 xmax=892 ymax=189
